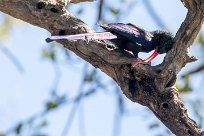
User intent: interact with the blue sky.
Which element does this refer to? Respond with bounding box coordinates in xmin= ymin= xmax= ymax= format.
xmin=0 ymin=0 xmax=203 ymax=136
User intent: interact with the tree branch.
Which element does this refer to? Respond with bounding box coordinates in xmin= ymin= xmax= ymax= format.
xmin=0 ymin=0 xmax=204 ymax=135
xmin=70 ymin=0 xmax=95 ymax=3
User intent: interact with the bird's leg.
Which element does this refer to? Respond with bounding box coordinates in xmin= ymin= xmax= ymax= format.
xmin=131 ymin=49 xmax=159 ymax=68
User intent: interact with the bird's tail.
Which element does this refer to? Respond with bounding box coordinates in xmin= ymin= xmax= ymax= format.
xmin=45 ymin=38 xmax=54 ymax=43
xmin=46 ymin=32 xmax=117 ymax=43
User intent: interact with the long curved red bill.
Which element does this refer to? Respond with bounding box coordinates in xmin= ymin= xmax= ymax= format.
xmin=144 ymin=49 xmax=159 ymax=63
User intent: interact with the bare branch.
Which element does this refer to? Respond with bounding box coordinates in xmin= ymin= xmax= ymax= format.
xmin=182 ymin=65 xmax=204 ymax=77
xmin=96 ymin=0 xmax=104 ymax=23
xmin=70 ymin=0 xmax=96 ymax=3
xmin=0 ymin=43 xmax=24 ymax=73
xmin=0 ymin=0 xmax=204 ymax=135
xmin=143 ymin=0 xmax=167 ymax=29
xmin=158 ymin=0 xmax=204 ymax=75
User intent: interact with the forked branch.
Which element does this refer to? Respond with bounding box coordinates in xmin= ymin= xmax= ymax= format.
xmin=0 ymin=0 xmax=204 ymax=135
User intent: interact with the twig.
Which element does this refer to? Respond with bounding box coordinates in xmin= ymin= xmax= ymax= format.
xmin=4 ymin=88 xmax=96 ymax=135
xmin=96 ymin=0 xmax=104 ymax=23
xmin=112 ymin=88 xmax=124 ymax=136
xmin=61 ymin=102 xmax=80 ymax=136
xmin=143 ymin=0 xmax=167 ymax=29
xmin=61 ymin=63 xmax=89 ymax=136
xmin=50 ymin=61 xmax=62 ymax=92
xmin=0 ymin=43 xmax=24 ymax=73
xmin=0 ymin=0 xmax=204 ymax=135
xmin=182 ymin=65 xmax=204 ymax=77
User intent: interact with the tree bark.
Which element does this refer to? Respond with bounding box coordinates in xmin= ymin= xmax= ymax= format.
xmin=70 ymin=0 xmax=95 ymax=3
xmin=0 ymin=0 xmax=204 ymax=135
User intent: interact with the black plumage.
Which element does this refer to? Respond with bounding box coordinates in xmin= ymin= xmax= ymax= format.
xmin=46 ymin=23 xmax=174 ymax=66
xmin=99 ymin=23 xmax=174 ymax=57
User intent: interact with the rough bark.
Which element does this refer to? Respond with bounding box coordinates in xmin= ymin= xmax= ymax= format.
xmin=0 ymin=0 xmax=204 ymax=135
xmin=70 ymin=0 xmax=95 ymax=3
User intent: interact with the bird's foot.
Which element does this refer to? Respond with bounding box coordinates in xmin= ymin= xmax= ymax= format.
xmin=131 ymin=58 xmax=150 ymax=69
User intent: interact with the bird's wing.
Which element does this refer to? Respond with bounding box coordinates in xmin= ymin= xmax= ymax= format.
xmin=46 ymin=32 xmax=117 ymax=43
xmin=99 ymin=23 xmax=153 ymax=46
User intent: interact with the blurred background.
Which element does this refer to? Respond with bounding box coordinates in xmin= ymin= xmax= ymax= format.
xmin=0 ymin=0 xmax=204 ymax=136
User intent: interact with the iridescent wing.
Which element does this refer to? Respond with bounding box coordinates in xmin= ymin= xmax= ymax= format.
xmin=99 ymin=23 xmax=153 ymax=46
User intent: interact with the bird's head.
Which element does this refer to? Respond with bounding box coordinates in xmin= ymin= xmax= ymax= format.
xmin=152 ymin=30 xmax=174 ymax=54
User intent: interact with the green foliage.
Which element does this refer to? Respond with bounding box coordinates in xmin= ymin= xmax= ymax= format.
xmin=0 ymin=16 xmax=12 ymax=41
xmin=0 ymin=16 xmax=25 ymax=41
xmin=46 ymin=95 xmax=66 ymax=111
xmin=197 ymin=34 xmax=204 ymax=47
xmin=46 ymin=101 xmax=58 ymax=110
xmin=42 ymin=43 xmax=71 ymax=63
xmin=42 ymin=45 xmax=56 ymax=61
xmin=109 ymin=8 xmax=120 ymax=15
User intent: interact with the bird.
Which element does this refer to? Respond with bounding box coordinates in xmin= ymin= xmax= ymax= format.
xmin=46 ymin=23 xmax=174 ymax=68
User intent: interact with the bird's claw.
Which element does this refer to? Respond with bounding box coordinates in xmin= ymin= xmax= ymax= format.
xmin=131 ymin=58 xmax=150 ymax=69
